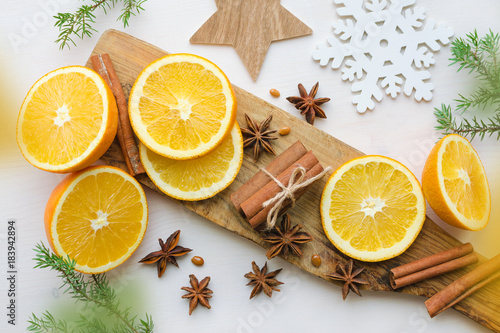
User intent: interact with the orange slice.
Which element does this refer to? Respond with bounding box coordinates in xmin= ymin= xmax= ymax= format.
xmin=321 ymin=155 xmax=426 ymax=262
xmin=140 ymin=124 xmax=243 ymax=201
xmin=44 ymin=166 xmax=148 ymax=273
xmin=129 ymin=53 xmax=237 ymax=160
xmin=422 ymin=134 xmax=491 ymax=230
xmin=17 ymin=66 xmax=117 ymax=173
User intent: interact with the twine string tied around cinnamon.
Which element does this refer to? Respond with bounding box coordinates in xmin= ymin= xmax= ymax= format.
xmin=261 ymin=165 xmax=331 ymax=230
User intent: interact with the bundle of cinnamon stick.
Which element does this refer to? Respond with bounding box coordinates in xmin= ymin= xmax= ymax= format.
xmin=231 ymin=141 xmax=325 ymax=229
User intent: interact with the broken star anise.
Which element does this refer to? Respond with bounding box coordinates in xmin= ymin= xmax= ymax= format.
xmin=286 ymin=82 xmax=330 ymax=125
xmin=181 ymin=274 xmax=213 ymax=315
xmin=262 ymin=214 xmax=313 ymax=260
xmin=327 ymin=258 xmax=369 ymax=300
xmin=244 ymin=261 xmax=283 ymax=299
xmin=138 ymin=230 xmax=192 ymax=278
xmin=241 ymin=114 xmax=277 ymax=162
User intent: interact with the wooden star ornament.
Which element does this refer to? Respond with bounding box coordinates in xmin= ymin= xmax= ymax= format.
xmin=190 ymin=0 xmax=312 ymax=80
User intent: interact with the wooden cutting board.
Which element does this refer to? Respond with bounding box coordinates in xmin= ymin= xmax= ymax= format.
xmin=86 ymin=30 xmax=500 ymax=332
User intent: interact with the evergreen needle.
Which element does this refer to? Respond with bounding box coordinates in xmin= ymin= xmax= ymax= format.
xmin=435 ymin=29 xmax=500 ymax=140
xmin=27 ymin=243 xmax=153 ymax=333
xmin=54 ymin=0 xmax=147 ymax=50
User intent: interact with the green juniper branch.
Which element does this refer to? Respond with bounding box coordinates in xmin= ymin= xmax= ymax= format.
xmin=54 ymin=0 xmax=147 ymax=50
xmin=435 ymin=30 xmax=500 ymax=140
xmin=27 ymin=243 xmax=153 ymax=333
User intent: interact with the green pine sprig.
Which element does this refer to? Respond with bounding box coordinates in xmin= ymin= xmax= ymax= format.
xmin=54 ymin=0 xmax=147 ymax=50
xmin=435 ymin=29 xmax=500 ymax=140
xmin=27 ymin=243 xmax=153 ymax=333
xmin=435 ymin=104 xmax=500 ymax=140
xmin=28 ymin=312 xmax=70 ymax=332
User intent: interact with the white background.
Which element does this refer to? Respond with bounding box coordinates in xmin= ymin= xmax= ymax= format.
xmin=1 ymin=0 xmax=499 ymax=332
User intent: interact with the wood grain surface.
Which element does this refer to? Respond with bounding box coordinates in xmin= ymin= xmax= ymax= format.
xmin=86 ymin=30 xmax=500 ymax=332
xmin=190 ymin=0 xmax=312 ymax=80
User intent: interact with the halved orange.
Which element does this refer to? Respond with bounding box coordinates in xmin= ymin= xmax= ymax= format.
xmin=44 ymin=166 xmax=148 ymax=273
xmin=321 ymin=155 xmax=426 ymax=262
xmin=139 ymin=124 xmax=243 ymax=201
xmin=422 ymin=134 xmax=491 ymax=230
xmin=128 ymin=53 xmax=237 ymax=160
xmin=17 ymin=66 xmax=117 ymax=173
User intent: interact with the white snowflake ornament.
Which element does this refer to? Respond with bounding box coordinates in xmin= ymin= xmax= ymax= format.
xmin=313 ymin=0 xmax=454 ymax=113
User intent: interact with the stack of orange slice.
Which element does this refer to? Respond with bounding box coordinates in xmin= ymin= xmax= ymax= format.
xmin=129 ymin=54 xmax=243 ymax=200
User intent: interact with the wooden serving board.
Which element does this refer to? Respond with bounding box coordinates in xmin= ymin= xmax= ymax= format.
xmin=86 ymin=30 xmax=500 ymax=332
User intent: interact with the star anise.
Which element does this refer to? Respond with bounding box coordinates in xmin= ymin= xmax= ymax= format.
xmin=244 ymin=261 xmax=283 ymax=299
xmin=286 ymin=82 xmax=330 ymax=125
xmin=262 ymin=214 xmax=313 ymax=259
xmin=327 ymin=258 xmax=369 ymax=300
xmin=138 ymin=230 xmax=192 ymax=278
xmin=181 ymin=274 xmax=213 ymax=315
xmin=241 ymin=114 xmax=277 ymax=162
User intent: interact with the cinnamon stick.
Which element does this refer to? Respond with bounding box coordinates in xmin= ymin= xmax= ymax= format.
xmin=425 ymin=253 xmax=500 ymax=317
xmin=91 ymin=53 xmax=145 ymax=176
xmin=390 ymin=243 xmax=478 ymax=289
xmin=231 ymin=141 xmax=307 ymax=213
xmin=241 ymin=150 xmax=319 ymax=220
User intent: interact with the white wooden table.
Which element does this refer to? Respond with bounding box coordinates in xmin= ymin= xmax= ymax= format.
xmin=1 ymin=1 xmax=499 ymax=332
